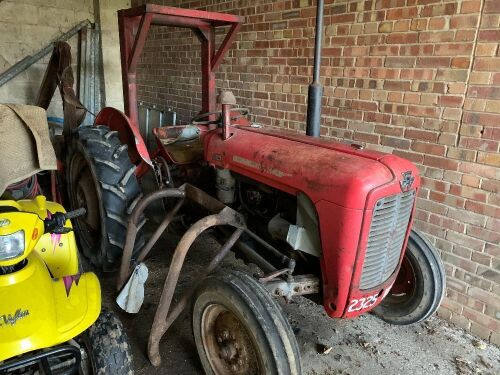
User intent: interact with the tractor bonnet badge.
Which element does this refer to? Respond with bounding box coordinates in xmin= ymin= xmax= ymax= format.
xmin=400 ymin=171 xmax=414 ymax=192
xmin=0 ymin=218 xmax=10 ymax=227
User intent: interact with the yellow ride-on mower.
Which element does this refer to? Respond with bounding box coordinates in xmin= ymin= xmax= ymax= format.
xmin=0 ymin=104 xmax=133 ymax=374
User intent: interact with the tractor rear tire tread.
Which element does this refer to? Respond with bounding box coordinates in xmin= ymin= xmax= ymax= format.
xmin=69 ymin=125 xmax=145 ymax=270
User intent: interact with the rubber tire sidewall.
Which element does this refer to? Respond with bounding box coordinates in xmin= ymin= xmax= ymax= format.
xmin=373 ymin=229 xmax=446 ymax=325
xmin=192 ymin=269 xmax=302 ymax=375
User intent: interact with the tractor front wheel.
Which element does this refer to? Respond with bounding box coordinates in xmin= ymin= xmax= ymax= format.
xmin=373 ymin=229 xmax=446 ymax=325
xmin=192 ymin=269 xmax=302 ymax=375
xmin=68 ymin=125 xmax=144 ymax=270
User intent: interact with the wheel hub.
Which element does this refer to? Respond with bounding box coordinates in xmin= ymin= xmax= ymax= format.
xmin=390 ymin=255 xmax=416 ymax=296
xmin=69 ymin=154 xmax=101 ymax=253
xmin=201 ymin=304 xmax=261 ymax=375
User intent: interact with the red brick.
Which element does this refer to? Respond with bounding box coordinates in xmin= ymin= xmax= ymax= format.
xmin=458 ymin=137 xmax=499 ymax=152
xmin=419 ymin=31 xmax=455 ymax=43
xmin=421 ymin=3 xmax=458 ymax=17
xmin=429 ymin=17 xmax=446 ymax=30
xmin=450 ymin=15 xmax=479 ymax=29
xmin=442 ymin=252 xmax=478 ymax=273
xmin=381 ymin=136 xmax=411 ymax=149
xmin=455 ymin=29 xmax=477 ymax=42
xmin=447 ymin=147 xmax=477 ymax=162
xmin=478 ymin=30 xmax=500 ymax=42
xmin=484 ymin=0 xmax=500 ymax=13
xmin=477 ymin=152 xmax=500 ymax=167
xmin=386 ymin=7 xmax=418 ymax=20
xmin=468 ymin=226 xmax=500 ymax=243
xmin=474 ymin=57 xmax=500 ymax=71
xmin=482 ymin=179 xmax=500 ymax=194
xmin=467 ymin=86 xmax=500 ymax=100
xmin=449 ymin=208 xmax=487 ymax=226
xmin=423 ymin=155 xmax=460 ymax=171
xmin=393 ymin=149 xmax=424 ymax=163
xmin=406 ymin=129 xmax=439 ymax=142
xmin=438 ymin=95 xmax=464 ymax=107
xmin=417 ymin=57 xmax=451 ymax=68
xmin=446 ymin=231 xmax=485 ymax=252
xmin=386 ymin=33 xmax=418 ymax=44
xmin=412 ymin=141 xmax=446 ymax=156
xmin=460 ymin=1 xmax=481 ymax=13
xmin=450 ymin=185 xmax=488 ymax=203
xmin=461 ymin=175 xmax=481 ymax=188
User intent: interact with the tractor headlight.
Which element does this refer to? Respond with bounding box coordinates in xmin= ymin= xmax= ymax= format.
xmin=0 ymin=230 xmax=25 ymax=260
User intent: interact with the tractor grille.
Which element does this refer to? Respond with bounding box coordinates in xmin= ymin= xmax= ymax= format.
xmin=359 ymin=190 xmax=415 ymax=290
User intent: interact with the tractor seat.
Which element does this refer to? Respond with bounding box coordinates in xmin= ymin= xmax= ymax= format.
xmin=154 ymin=125 xmax=204 ymax=164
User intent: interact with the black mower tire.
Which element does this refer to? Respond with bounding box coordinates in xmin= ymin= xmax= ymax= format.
xmin=83 ymin=310 xmax=133 ymax=374
xmin=192 ymin=269 xmax=302 ymax=375
xmin=373 ymin=229 xmax=446 ymax=325
xmin=68 ymin=125 xmax=145 ymax=270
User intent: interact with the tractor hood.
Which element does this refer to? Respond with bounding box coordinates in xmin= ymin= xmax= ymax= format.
xmin=205 ymin=126 xmax=419 ymax=209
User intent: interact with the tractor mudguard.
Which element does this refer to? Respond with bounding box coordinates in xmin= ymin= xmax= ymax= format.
xmin=0 ymin=253 xmax=100 ymax=362
xmin=94 ymin=107 xmax=153 ymax=175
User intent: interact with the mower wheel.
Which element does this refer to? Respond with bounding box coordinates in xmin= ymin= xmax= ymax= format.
xmin=373 ymin=229 xmax=446 ymax=325
xmin=192 ymin=269 xmax=302 ymax=375
xmin=80 ymin=310 xmax=133 ymax=374
xmin=68 ymin=125 xmax=145 ymax=270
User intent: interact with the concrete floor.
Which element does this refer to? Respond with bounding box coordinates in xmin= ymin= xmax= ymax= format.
xmin=98 ymin=228 xmax=500 ymax=375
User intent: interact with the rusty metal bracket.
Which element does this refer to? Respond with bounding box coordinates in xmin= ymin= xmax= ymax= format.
xmin=147 ymin=210 xmax=244 ymax=366
xmin=261 ymin=275 xmax=320 ymax=303
xmin=116 ymin=183 xmax=247 ymax=367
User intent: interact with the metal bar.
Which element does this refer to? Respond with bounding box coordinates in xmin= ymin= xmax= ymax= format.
xmin=160 ymin=228 xmax=244 ymax=338
xmin=306 ymin=0 xmax=324 ymax=137
xmin=119 ymin=12 xmax=139 ymax=123
xmin=211 ymin=23 xmax=241 ymax=71
xmin=124 ymin=3 xmax=244 ymax=25
xmin=128 ymin=14 xmax=153 ymax=73
xmin=243 ymin=228 xmax=291 ymax=265
xmin=200 ymin=28 xmax=216 ymax=114
xmin=136 ymin=198 xmax=185 ymax=263
xmin=234 ymin=240 xmax=277 ymax=274
xmin=147 ymin=209 xmax=244 ymax=367
xmin=0 ymin=20 xmax=92 ymax=87
xmin=151 ymin=14 xmax=211 ymax=29
xmin=118 ymin=188 xmax=186 ymax=291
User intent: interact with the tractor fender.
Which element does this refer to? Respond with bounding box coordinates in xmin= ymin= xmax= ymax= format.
xmin=94 ymin=107 xmax=153 ymax=169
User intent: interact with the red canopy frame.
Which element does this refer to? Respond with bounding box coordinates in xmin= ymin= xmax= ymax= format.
xmin=118 ymin=4 xmax=243 ymax=127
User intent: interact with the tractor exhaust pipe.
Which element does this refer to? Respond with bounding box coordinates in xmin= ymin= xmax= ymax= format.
xmin=306 ymin=0 xmax=324 ymax=138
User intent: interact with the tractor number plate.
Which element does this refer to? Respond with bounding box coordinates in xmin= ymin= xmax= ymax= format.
xmin=347 ymin=293 xmax=379 ymax=313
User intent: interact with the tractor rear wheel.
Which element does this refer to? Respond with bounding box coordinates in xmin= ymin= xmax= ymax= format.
xmin=192 ymin=269 xmax=302 ymax=375
xmin=67 ymin=125 xmax=145 ymax=270
xmin=373 ymin=229 xmax=445 ymax=325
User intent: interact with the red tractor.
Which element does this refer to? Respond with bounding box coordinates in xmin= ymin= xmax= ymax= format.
xmin=62 ymin=3 xmax=445 ymax=373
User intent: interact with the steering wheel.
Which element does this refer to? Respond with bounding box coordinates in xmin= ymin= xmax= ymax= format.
xmin=191 ymin=107 xmax=249 ymax=125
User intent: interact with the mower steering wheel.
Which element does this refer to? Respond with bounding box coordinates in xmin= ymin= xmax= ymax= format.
xmin=191 ymin=108 xmax=249 ymax=125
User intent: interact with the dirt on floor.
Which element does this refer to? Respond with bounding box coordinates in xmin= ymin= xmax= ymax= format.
xmin=98 ymin=229 xmax=500 ymax=375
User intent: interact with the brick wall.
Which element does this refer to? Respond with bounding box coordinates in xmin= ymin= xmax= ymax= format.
xmin=134 ymin=0 xmax=500 ymax=344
